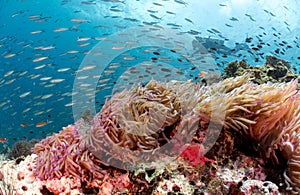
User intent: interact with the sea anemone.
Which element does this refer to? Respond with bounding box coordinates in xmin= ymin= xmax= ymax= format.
xmin=197 ymin=75 xmax=300 ymax=193
xmin=85 ymin=79 xmax=205 ymax=170
xmin=86 ymin=79 xmax=183 ymax=169
xmin=285 ymin=146 xmax=300 ymax=193
xmin=32 ymin=125 xmax=106 ymax=183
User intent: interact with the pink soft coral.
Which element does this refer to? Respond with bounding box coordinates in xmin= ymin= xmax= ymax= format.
xmin=180 ymin=144 xmax=214 ymax=167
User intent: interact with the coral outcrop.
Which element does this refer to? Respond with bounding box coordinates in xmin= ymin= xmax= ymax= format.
xmin=27 ymin=56 xmax=300 ymax=194
xmin=223 ymin=55 xmax=300 ymax=87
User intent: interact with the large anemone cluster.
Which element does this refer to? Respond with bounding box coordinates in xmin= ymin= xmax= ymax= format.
xmin=202 ymin=75 xmax=300 ymax=193
xmin=32 ymin=64 xmax=300 ymax=193
xmin=86 ymin=79 xmax=202 ymax=169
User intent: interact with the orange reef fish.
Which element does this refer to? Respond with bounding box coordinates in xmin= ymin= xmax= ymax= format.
xmin=0 ymin=138 xmax=7 ymax=143
xmin=199 ymin=71 xmax=207 ymax=78
xmin=35 ymin=121 xmax=48 ymax=127
xmin=20 ymin=123 xmax=29 ymax=127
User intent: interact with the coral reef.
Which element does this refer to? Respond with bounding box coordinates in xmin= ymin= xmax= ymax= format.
xmin=223 ymin=55 xmax=300 ymax=87
xmin=1 ymin=56 xmax=299 ymax=194
xmin=153 ymin=171 xmax=195 ymax=194
xmin=0 ymin=154 xmax=42 ymax=195
xmin=0 ymin=150 xmax=277 ymax=195
xmin=8 ymin=139 xmax=39 ymax=159
xmin=240 ymin=180 xmax=280 ymax=194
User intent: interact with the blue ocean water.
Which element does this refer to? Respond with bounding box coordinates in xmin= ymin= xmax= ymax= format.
xmin=0 ymin=0 xmax=300 ymax=148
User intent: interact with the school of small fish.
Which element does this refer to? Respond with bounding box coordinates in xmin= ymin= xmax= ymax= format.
xmin=0 ymin=0 xmax=299 ymax=146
